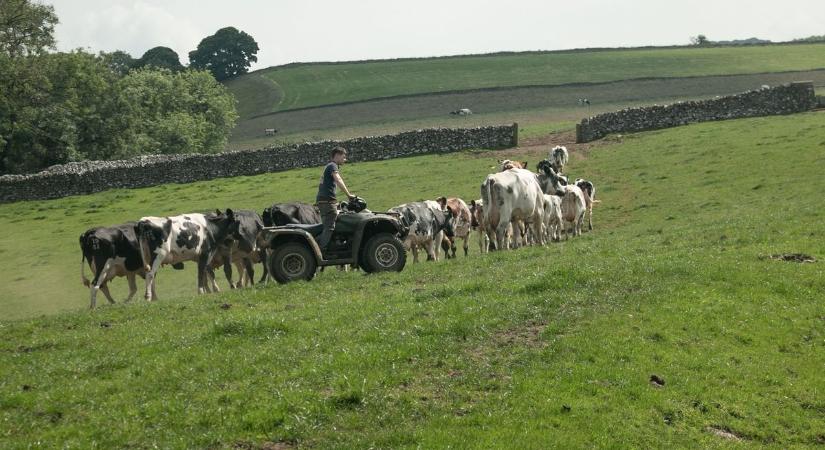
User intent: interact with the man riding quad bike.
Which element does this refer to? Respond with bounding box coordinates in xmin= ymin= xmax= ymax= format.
xmin=260 ymin=196 xmax=408 ymax=283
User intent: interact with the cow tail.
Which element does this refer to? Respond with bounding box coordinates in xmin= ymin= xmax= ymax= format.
xmin=481 ymin=177 xmax=498 ymax=229
xmin=136 ymin=223 xmax=153 ymax=272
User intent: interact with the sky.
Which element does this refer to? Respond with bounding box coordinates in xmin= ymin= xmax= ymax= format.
xmin=50 ymin=0 xmax=825 ymax=70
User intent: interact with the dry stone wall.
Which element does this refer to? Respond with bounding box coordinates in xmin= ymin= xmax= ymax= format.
xmin=0 ymin=125 xmax=517 ymax=204
xmin=576 ymin=82 xmax=817 ymax=143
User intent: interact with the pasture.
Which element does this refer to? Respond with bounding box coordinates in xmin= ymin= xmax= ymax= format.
xmin=1 ymin=113 xmax=823 ymax=447
xmin=234 ymin=44 xmax=825 ymax=114
xmin=225 ymin=43 xmax=825 ymax=148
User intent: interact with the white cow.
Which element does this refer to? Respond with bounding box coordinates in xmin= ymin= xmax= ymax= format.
xmin=558 ymin=185 xmax=587 ymax=239
xmin=542 ymin=194 xmax=563 ymax=243
xmin=480 ymin=168 xmax=545 ymax=251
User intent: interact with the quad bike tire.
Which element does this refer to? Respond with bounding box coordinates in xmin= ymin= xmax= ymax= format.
xmin=269 ymin=242 xmax=317 ymax=284
xmin=359 ymin=233 xmax=406 ymax=273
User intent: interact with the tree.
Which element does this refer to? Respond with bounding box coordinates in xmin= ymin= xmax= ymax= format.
xmin=0 ymin=0 xmax=58 ymax=57
xmin=189 ymin=26 xmax=259 ymax=81
xmin=690 ymin=34 xmax=709 ymax=46
xmin=134 ymin=46 xmax=183 ymax=72
xmin=113 ymin=69 xmax=238 ymax=157
xmin=99 ymin=50 xmax=135 ymax=76
xmin=0 ymin=51 xmax=121 ymax=173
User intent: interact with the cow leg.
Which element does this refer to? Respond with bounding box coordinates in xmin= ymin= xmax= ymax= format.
xmin=243 ymin=258 xmax=255 ymax=287
xmin=125 ymin=273 xmax=138 ymax=302
xmin=494 ymin=221 xmax=508 ymax=251
xmin=411 ymin=243 xmax=419 ymax=263
xmin=511 ymin=222 xmax=523 ymax=249
xmin=145 ymin=253 xmax=165 ymax=301
xmin=197 ymin=256 xmax=207 ymax=294
xmin=223 ymin=261 xmax=235 ymax=289
xmin=430 ymin=231 xmax=443 ymax=261
xmin=588 ymin=207 xmax=593 ymax=232
xmin=462 ymin=236 xmax=469 ymax=257
xmin=90 ymin=257 xmax=112 ymax=309
xmin=203 ymin=267 xmax=215 ymax=293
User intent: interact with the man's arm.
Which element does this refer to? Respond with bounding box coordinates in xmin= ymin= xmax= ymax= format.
xmin=333 ymin=172 xmax=354 ymax=198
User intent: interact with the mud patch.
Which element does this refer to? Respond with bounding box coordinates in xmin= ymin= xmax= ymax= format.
xmin=760 ymin=253 xmax=816 ymax=263
xmin=706 ymin=426 xmax=744 ymax=441
xmin=492 ymin=320 xmax=548 ymax=349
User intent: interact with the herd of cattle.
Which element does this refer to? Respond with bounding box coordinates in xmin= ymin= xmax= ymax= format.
xmin=79 ymin=145 xmax=597 ymax=309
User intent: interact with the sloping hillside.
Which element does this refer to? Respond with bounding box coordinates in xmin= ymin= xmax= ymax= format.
xmin=229 ymin=44 xmax=825 ymax=116
xmin=1 ymin=113 xmax=823 ymax=447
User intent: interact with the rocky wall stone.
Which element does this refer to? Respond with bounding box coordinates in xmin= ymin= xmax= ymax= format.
xmin=0 ymin=124 xmax=517 ymax=204
xmin=576 ymin=82 xmax=817 ymax=143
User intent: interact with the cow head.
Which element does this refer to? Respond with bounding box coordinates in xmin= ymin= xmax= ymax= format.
xmin=262 ymin=207 xmax=272 ymax=227
xmin=440 ymin=206 xmax=455 ymax=238
xmin=207 ymin=209 xmax=239 ymax=241
xmin=469 ymin=199 xmax=482 ymax=229
xmin=436 ymin=196 xmax=447 ymax=209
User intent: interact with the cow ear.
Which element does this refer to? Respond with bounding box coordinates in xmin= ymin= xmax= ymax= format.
xmin=436 ymin=196 xmax=446 ymax=207
xmin=225 ymin=208 xmax=235 ymax=220
xmin=215 ymin=209 xmax=222 ymax=216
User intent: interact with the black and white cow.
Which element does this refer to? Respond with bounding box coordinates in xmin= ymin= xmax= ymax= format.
xmin=388 ymin=200 xmax=455 ymax=262
xmin=550 ymin=146 xmax=569 ymax=174
xmin=207 ymin=210 xmax=264 ymax=288
xmin=262 ymin=202 xmax=320 ymax=227
xmin=135 ymin=210 xmax=238 ymax=300
xmin=80 ymin=222 xmax=147 ymax=309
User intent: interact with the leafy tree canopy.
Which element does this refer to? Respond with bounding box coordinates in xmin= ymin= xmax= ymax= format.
xmin=0 ymin=0 xmax=58 ymax=57
xmin=189 ymin=26 xmax=259 ymax=81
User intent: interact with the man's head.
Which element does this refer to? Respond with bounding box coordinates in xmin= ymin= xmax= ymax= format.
xmin=331 ymin=147 xmax=347 ymax=164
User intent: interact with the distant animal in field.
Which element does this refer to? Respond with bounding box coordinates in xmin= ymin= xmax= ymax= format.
xmin=549 ymin=146 xmax=569 ymax=174
xmin=264 ymin=128 xmax=278 ymax=136
xmin=498 ymin=159 xmax=528 ymax=171
xmin=450 ymin=108 xmax=473 ymax=116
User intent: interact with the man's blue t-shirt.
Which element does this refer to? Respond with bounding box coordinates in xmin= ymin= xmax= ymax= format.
xmin=316 ymin=162 xmax=339 ymax=201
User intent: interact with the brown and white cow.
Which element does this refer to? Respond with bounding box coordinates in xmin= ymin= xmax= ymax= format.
xmin=480 ymin=168 xmax=545 ymax=250
xmin=436 ymin=197 xmax=472 ymax=258
xmin=469 ymin=199 xmax=489 ymax=254
xmin=574 ymin=178 xmax=599 ymax=231
xmin=498 ymin=159 xmax=528 ymax=171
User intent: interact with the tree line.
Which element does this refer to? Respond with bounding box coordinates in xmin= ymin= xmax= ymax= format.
xmin=0 ymin=0 xmax=260 ymax=175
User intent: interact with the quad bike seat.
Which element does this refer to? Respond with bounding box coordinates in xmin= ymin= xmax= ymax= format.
xmin=284 ymin=223 xmax=324 ymax=238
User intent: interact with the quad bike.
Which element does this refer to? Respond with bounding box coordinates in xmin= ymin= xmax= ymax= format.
xmin=260 ymin=197 xmax=408 ymax=283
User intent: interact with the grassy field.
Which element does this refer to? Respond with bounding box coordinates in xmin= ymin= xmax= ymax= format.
xmin=228 ymin=68 xmax=825 ymax=149
xmin=229 ymin=44 xmax=825 ymax=116
xmin=1 ymin=113 xmax=824 ymax=447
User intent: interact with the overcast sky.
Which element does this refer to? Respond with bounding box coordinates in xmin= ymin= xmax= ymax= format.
xmin=50 ymin=0 xmax=825 ymax=70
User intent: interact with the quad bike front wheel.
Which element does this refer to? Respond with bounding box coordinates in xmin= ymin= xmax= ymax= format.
xmin=360 ymin=233 xmax=406 ymax=273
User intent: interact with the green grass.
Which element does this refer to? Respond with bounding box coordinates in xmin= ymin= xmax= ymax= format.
xmin=2 ymin=113 xmax=825 ymax=447
xmin=231 ymin=43 xmax=825 ymax=115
